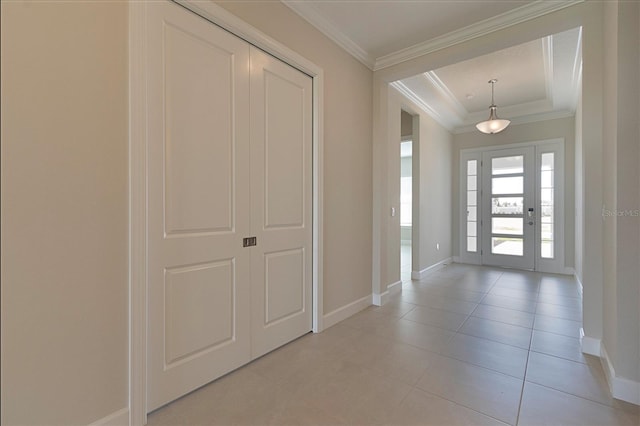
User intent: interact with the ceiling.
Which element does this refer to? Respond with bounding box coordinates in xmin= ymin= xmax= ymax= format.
xmin=394 ymin=27 xmax=582 ymax=132
xmin=283 ymin=0 xmax=583 ymax=133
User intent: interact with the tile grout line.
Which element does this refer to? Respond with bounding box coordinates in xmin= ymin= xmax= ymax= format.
xmin=514 ymin=335 xmax=533 ymax=424
xmin=414 ymin=386 xmax=515 ymax=426
xmin=522 ymin=379 xmax=636 ymax=413
xmin=514 ymin=281 xmax=540 ymax=425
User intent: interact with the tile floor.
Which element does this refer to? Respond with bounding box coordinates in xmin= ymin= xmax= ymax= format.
xmin=148 ymin=264 xmax=639 ymax=426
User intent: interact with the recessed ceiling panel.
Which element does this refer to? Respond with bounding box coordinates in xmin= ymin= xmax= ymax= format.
xmin=396 ymin=27 xmax=581 ymax=132
xmin=433 ymin=38 xmax=548 ymax=114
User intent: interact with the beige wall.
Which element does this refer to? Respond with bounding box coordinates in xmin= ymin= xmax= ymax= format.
xmin=602 ymin=0 xmax=619 ymax=379
xmin=216 ymin=1 xmax=373 ymax=313
xmin=574 ymin=89 xmax=584 ymax=282
xmin=602 ymin=0 xmax=640 ymax=383
xmin=1 ymin=2 xmax=129 ymax=424
xmin=401 ymin=110 xmax=413 ymax=138
xmin=413 ymin=106 xmax=454 ymax=274
xmin=579 ymin=2 xmax=605 ymax=343
xmin=613 ymin=0 xmax=639 ymax=382
xmin=385 ymin=89 xmax=453 ymax=286
xmin=452 ymin=117 xmax=576 ymax=269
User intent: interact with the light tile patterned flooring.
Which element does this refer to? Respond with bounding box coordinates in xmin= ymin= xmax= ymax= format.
xmin=148 ymin=263 xmax=639 ymax=426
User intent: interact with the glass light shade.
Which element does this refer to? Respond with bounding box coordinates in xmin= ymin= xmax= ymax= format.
xmin=476 ymin=118 xmax=511 ymax=134
xmin=476 ymin=105 xmax=510 ymax=134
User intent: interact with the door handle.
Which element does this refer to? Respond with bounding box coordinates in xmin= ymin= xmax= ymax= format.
xmin=243 ymin=237 xmax=257 ymax=247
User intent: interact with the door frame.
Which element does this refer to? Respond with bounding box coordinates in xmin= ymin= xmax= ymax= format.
xmin=458 ymin=139 xmax=566 ymax=273
xmin=129 ymin=1 xmax=325 ymax=423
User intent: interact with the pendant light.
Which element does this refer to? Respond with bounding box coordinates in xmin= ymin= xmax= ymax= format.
xmin=476 ymin=79 xmax=510 ymax=134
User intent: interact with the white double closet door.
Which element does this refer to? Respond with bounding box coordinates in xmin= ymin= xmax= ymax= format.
xmin=146 ymin=1 xmax=313 ymax=411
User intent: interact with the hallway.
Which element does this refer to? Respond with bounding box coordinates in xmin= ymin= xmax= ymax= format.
xmin=148 ymin=264 xmax=639 ymax=425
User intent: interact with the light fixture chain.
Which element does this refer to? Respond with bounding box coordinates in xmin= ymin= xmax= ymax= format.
xmin=489 ymin=78 xmax=497 ymax=105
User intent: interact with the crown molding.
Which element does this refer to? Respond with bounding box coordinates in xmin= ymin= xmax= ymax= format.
xmin=542 ymin=35 xmax=554 ymax=104
xmin=374 ymin=0 xmax=584 ymax=71
xmin=281 ymin=0 xmax=583 ymax=73
xmin=391 ymin=81 xmax=454 ymax=131
xmin=570 ymin=26 xmax=583 ymax=111
xmin=281 ymin=0 xmax=375 ymax=69
xmin=423 ymin=71 xmax=468 ymax=117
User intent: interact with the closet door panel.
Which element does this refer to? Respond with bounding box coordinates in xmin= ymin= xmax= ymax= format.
xmin=250 ymin=47 xmax=313 ymax=359
xmin=163 ymin=22 xmax=235 ymax=235
xmin=146 ymin=0 xmax=251 ymax=411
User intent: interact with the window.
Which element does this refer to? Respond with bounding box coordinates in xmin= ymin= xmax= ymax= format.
xmin=466 ymin=159 xmax=478 ymax=252
xmin=540 ymin=152 xmax=554 ymax=258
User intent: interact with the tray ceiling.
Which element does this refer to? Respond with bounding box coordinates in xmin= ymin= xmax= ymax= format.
xmin=283 ymin=0 xmax=582 ymax=133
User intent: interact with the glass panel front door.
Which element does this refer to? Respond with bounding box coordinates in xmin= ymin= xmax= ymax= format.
xmin=481 ymin=147 xmax=535 ymax=269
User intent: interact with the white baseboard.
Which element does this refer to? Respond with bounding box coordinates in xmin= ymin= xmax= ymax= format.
xmin=536 ymin=264 xmax=573 ymax=275
xmin=456 ymin=258 xmax=483 ymax=266
xmin=373 ymin=280 xmax=402 ymax=307
xmin=323 ymin=294 xmax=371 ymax=329
xmin=411 ymin=257 xmax=452 ymax=280
xmin=580 ymin=332 xmax=601 ymax=356
xmin=89 ymin=408 xmax=129 ymax=426
xmin=600 ymin=344 xmax=640 ymax=405
xmin=372 ymin=291 xmax=387 ymax=306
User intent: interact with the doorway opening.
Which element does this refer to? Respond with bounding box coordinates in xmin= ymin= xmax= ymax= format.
xmin=400 ymin=110 xmax=414 ymax=282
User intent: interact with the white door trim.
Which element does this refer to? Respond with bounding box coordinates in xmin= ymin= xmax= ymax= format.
xmin=129 ymin=1 xmax=324 ymax=424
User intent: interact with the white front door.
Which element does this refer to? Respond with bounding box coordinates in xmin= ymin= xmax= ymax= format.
xmin=481 ymin=147 xmax=536 ymax=269
xmin=146 ymin=1 xmax=312 ymax=411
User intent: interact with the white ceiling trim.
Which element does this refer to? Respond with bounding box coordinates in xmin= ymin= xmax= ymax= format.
xmin=281 ymin=0 xmax=583 ymax=72
xmin=282 ymin=0 xmax=375 ymax=69
xmin=391 ymin=81 xmax=454 ymax=131
xmin=570 ymin=27 xmax=583 ymax=111
xmin=542 ymin=36 xmax=554 ymax=105
xmin=374 ymin=0 xmax=584 ymax=71
xmin=423 ymin=71 xmax=468 ymax=117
